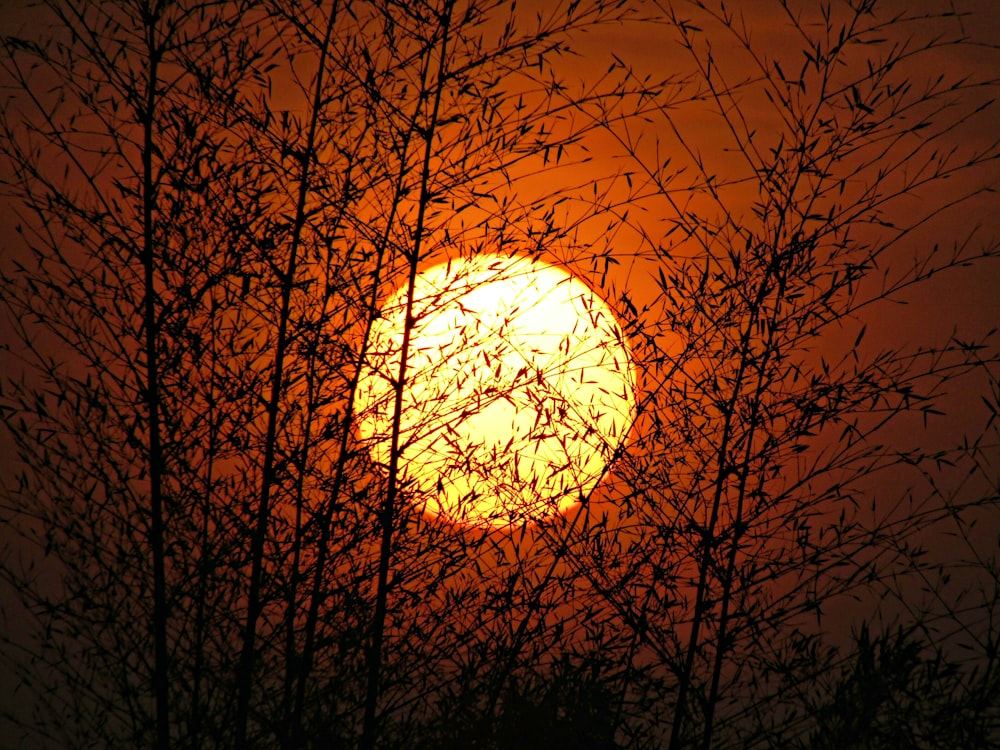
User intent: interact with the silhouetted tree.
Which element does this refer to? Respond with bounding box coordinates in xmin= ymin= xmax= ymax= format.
xmin=2 ymin=1 xmax=998 ymax=749
xmin=571 ymin=1 xmax=1000 ymax=747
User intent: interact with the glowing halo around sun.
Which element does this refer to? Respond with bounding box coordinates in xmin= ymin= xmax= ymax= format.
xmin=353 ymin=254 xmax=636 ymax=529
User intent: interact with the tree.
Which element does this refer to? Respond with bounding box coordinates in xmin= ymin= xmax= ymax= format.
xmin=569 ymin=1 xmax=1000 ymax=747
xmin=1 ymin=0 xmax=642 ymax=747
xmin=2 ymin=1 xmax=998 ymax=749
xmin=806 ymin=623 xmax=1000 ymax=749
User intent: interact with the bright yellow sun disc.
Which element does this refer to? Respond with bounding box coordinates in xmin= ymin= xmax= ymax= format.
xmin=354 ymin=254 xmax=635 ymax=529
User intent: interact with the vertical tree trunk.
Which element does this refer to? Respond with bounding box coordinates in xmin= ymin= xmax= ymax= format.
xmin=360 ymin=5 xmax=456 ymax=748
xmin=140 ymin=9 xmax=170 ymax=749
xmin=233 ymin=4 xmax=342 ymax=746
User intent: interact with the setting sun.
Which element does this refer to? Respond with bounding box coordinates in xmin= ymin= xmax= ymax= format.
xmin=354 ymin=254 xmax=636 ymax=528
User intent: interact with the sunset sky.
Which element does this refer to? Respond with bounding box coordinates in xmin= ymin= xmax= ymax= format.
xmin=1 ymin=1 xmax=999 ymax=748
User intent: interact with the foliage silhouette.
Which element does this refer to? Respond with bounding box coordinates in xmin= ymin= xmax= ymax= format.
xmin=1 ymin=1 xmax=999 ymax=749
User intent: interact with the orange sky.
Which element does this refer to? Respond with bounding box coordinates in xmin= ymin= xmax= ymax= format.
xmin=1 ymin=1 xmax=998 ymax=744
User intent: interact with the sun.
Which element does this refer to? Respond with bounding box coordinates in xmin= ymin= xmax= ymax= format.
xmin=353 ymin=253 xmax=635 ymax=529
